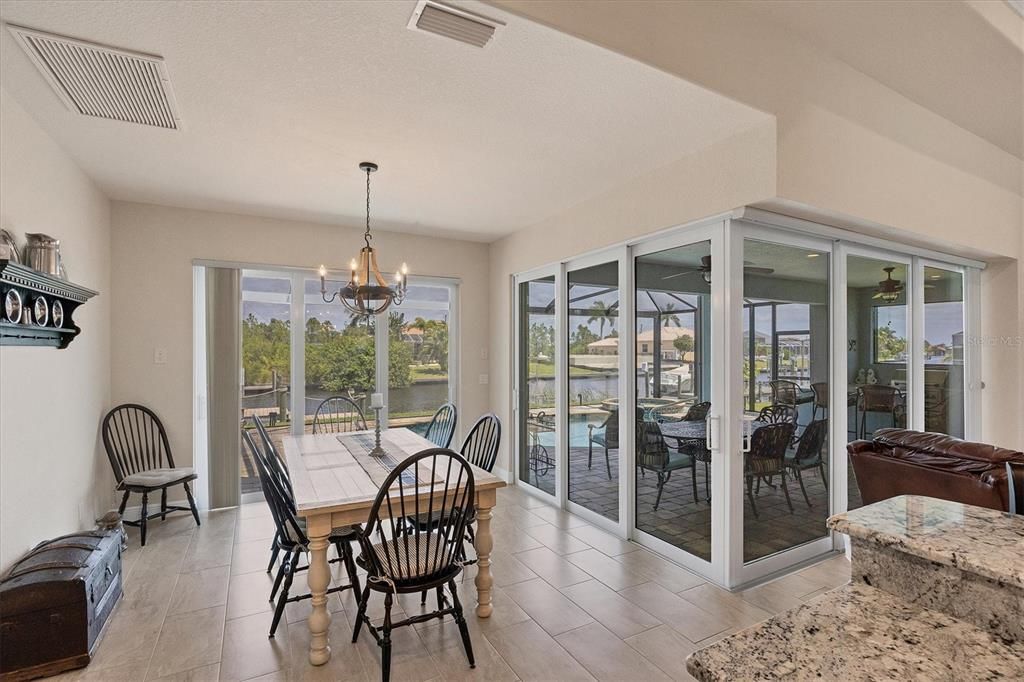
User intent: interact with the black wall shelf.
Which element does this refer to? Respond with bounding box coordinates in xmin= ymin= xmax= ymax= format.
xmin=0 ymin=259 xmax=98 ymax=349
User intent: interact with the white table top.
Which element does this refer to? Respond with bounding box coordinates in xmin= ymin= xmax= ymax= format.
xmin=283 ymin=427 xmax=505 ymax=517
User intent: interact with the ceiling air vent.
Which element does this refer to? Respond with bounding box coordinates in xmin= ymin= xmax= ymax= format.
xmin=7 ymin=24 xmax=181 ymax=130
xmin=407 ymin=1 xmax=503 ymax=48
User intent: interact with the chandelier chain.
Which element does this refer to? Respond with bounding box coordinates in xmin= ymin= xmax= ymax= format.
xmin=364 ymin=166 xmax=372 ymax=248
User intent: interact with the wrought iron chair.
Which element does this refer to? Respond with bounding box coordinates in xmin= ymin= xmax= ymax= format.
xmin=756 ymin=403 xmax=798 ymax=425
xmin=786 ymin=419 xmax=828 ymax=507
xmin=637 ymin=417 xmax=698 ymax=508
xmin=242 ymin=430 xmax=362 ymax=637
xmin=744 ymin=421 xmax=797 ymax=517
xmin=587 ymin=407 xmax=618 ymax=480
xmin=769 ymin=379 xmax=799 ymax=408
xmin=424 ymin=402 xmax=458 ymax=448
xmin=681 ymin=401 xmax=712 ymax=500
xmin=312 ymin=395 xmax=367 ymax=434
xmin=683 ymin=401 xmax=712 ymax=422
xmin=352 ymin=449 xmax=477 ymax=682
xmin=810 ymin=382 xmax=829 ymax=422
xmin=857 ymin=384 xmax=904 ymax=439
xmin=102 ymin=404 xmax=201 ymax=546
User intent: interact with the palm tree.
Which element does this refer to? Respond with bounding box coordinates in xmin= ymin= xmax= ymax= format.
xmin=661 ymin=303 xmax=682 ymax=328
xmin=587 ymin=300 xmax=614 ymax=339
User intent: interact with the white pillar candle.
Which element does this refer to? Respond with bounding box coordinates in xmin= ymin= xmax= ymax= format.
xmin=370 ymin=393 xmax=384 ymax=408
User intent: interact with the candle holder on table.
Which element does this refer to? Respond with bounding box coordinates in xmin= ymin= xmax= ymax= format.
xmin=369 ymin=393 xmax=386 ymax=457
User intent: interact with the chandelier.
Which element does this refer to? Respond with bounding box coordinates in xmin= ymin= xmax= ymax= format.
xmin=319 ymin=162 xmax=407 ymax=316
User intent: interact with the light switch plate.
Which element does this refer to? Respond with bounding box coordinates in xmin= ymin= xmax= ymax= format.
xmin=478 ymin=373 xmax=489 ymax=385
xmin=154 ymin=347 xmax=168 ymax=364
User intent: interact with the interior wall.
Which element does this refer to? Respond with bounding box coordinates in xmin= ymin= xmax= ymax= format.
xmin=109 ymin=202 xmax=490 ymax=488
xmin=0 ymin=90 xmax=112 ymax=572
xmin=488 ymin=122 xmax=778 ymax=473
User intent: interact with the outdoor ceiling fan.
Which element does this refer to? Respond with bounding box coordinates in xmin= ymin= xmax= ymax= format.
xmin=872 ymin=266 xmax=904 ymax=302
xmin=661 ymin=255 xmax=774 ymax=284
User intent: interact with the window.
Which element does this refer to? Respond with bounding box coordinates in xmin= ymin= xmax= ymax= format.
xmin=872 ymin=305 xmax=908 ymax=363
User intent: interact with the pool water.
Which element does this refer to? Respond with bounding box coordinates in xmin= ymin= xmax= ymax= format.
xmin=534 ymin=413 xmax=608 ymax=448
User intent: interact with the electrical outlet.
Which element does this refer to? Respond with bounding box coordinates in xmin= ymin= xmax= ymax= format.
xmin=154 ymin=347 xmax=168 ymax=364
xmin=478 ymin=373 xmax=489 ymax=385
xmin=480 ymin=348 xmax=488 ymax=360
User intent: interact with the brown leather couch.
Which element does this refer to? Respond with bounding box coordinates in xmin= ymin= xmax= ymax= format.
xmin=849 ymin=428 xmax=1024 ymax=512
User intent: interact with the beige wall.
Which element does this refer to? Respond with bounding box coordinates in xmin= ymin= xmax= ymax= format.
xmin=487 ymin=123 xmax=778 ymax=472
xmin=109 ymin=202 xmax=490 ymax=489
xmin=0 ymin=90 xmax=112 ymax=572
xmin=490 ymin=0 xmax=1023 ymax=453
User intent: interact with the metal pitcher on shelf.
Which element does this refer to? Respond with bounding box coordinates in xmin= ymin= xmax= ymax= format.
xmin=24 ymin=233 xmax=62 ymax=277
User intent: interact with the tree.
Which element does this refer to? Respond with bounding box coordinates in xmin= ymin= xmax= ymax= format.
xmin=570 ymin=324 xmax=600 ymax=355
xmin=660 ymin=303 xmax=682 ymax=328
xmin=876 ymin=322 xmax=907 ymax=362
xmin=673 ymin=333 xmax=694 ymax=355
xmin=529 ymin=322 xmax=555 ymax=361
xmin=587 ymin=300 xmax=615 ymax=339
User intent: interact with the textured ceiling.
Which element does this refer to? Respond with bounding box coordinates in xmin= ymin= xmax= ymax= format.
xmin=0 ymin=0 xmax=768 ymax=241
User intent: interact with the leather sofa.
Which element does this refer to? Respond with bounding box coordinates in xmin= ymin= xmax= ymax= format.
xmin=849 ymin=428 xmax=1024 ymax=512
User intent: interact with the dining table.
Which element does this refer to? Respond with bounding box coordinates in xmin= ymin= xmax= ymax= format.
xmin=283 ymin=427 xmax=506 ymax=666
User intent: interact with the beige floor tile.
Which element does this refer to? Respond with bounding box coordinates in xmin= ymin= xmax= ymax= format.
xmin=560 ymin=580 xmax=661 ymax=639
xmin=468 ymin=584 xmax=531 ymax=633
xmin=352 ymin=617 xmax=441 ymax=682
xmin=619 ymin=582 xmax=732 ymax=643
xmin=168 ymin=565 xmax=231 ymax=616
xmin=126 ymin=534 xmax=193 ymax=585
xmin=624 ymin=624 xmax=699 ymax=680
xmin=239 ymin=501 xmax=273 ymax=519
xmin=48 ymin=660 xmax=150 ymax=681
xmin=566 ymin=525 xmax=637 ymax=556
xmin=528 ymin=504 xmax=589 ymax=529
xmin=795 ymin=553 xmax=851 ymax=590
xmin=418 ymin=617 xmax=517 ymax=682
xmin=232 ymin=538 xmax=276 ymax=576
xmin=226 ymin=570 xmax=275 ymax=620
xmin=220 ymin=610 xmax=291 ymax=681
xmin=512 ymin=547 xmax=590 ymax=588
xmin=502 ymin=578 xmax=594 ymax=636
xmin=612 ymin=549 xmax=706 ymax=592
xmin=462 ymin=548 xmax=538 ymax=588
xmin=495 ymin=504 xmax=548 ymax=530
xmin=182 ymin=533 xmax=235 ymax=572
xmin=151 ymin=662 xmax=221 ymax=682
xmin=284 ymin=589 xmax=346 ymax=625
xmin=485 ymin=620 xmax=595 ymax=682
xmin=147 ymin=605 xmax=226 ymax=680
xmin=85 ymin=593 xmax=167 ymax=671
xmin=522 ymin=522 xmax=591 ymax=555
xmin=239 ymin=672 xmax=286 ymax=682
xmin=555 ymin=622 xmax=672 ymax=682
xmin=564 ymin=549 xmax=647 ymax=591
xmin=235 ymin=515 xmax=278 ymax=544
xmin=677 ymin=583 xmax=773 ymax=631
xmin=490 ymin=523 xmax=546 ymax=554
xmin=738 ymin=572 xmax=822 ymax=614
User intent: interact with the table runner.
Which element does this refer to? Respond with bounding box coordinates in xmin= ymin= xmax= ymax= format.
xmin=337 ymin=432 xmax=439 ymax=488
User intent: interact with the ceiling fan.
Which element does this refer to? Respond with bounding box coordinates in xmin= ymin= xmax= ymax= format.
xmin=661 ymin=255 xmax=774 ymax=284
xmin=872 ymin=266 xmax=904 ymax=302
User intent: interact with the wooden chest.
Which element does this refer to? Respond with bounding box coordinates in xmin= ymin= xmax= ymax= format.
xmin=0 ymin=531 xmax=122 ymax=681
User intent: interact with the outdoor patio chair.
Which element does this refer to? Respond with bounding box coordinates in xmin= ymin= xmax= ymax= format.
xmin=856 ymin=384 xmax=903 ymax=439
xmin=769 ymin=380 xmax=799 ymax=408
xmin=756 ymin=403 xmax=798 ymax=425
xmin=744 ymin=421 xmax=797 ymax=517
xmin=587 ymin=408 xmax=618 ymax=480
xmin=681 ymin=401 xmax=713 ymax=499
xmin=352 ymin=448 xmax=477 ymax=682
xmin=312 ymin=395 xmax=368 ymax=434
xmin=682 ymin=401 xmax=711 ymax=422
xmin=102 ymin=404 xmax=201 ymax=546
xmin=242 ymin=430 xmax=361 ymax=637
xmin=637 ymin=416 xmax=698 ymax=509
xmin=424 ymin=402 xmax=457 ymax=448
xmin=786 ymin=419 xmax=828 ymax=507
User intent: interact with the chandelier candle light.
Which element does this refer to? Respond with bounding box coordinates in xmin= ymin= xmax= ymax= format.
xmin=319 ymin=162 xmax=408 ymax=316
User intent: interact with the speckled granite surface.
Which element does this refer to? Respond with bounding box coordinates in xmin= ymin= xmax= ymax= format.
xmin=685 ymin=583 xmax=1024 ymax=682
xmin=827 ymin=495 xmax=1024 ymax=589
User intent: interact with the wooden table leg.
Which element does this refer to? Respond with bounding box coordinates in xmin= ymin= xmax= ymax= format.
xmin=474 ymin=489 xmax=496 ymax=618
xmin=306 ymin=514 xmax=332 ymax=665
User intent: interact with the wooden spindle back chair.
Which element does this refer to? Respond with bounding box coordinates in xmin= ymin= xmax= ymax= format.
xmin=102 ymin=404 xmax=200 ymax=546
xmin=425 ymin=402 xmax=458 ymax=448
xmin=460 ymin=413 xmax=501 ymax=473
xmin=352 ymin=448 xmax=477 ymax=681
xmin=312 ymin=395 xmax=368 ymax=434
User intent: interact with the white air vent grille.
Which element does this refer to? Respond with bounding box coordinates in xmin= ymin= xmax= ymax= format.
xmin=408 ymin=1 xmax=503 ymax=48
xmin=8 ymin=24 xmax=181 ymax=130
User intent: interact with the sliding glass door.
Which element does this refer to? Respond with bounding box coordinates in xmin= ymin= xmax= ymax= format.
xmin=516 ymin=273 xmax=558 ymax=496
xmin=920 ymin=263 xmax=966 ymax=438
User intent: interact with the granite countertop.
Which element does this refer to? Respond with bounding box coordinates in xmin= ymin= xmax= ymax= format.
xmin=686 ymin=582 xmax=1024 ymax=681
xmin=827 ymin=495 xmax=1024 ymax=589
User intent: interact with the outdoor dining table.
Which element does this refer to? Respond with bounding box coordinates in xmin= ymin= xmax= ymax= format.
xmin=283 ymin=427 xmax=506 ymax=665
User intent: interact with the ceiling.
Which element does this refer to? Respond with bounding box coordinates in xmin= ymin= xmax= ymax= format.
xmin=0 ymin=0 xmax=768 ymax=241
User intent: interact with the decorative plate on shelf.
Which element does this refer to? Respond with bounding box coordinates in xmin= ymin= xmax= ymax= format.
xmin=52 ymin=299 xmax=64 ymax=328
xmin=33 ymin=295 xmax=48 ymax=327
xmin=4 ymin=289 xmax=22 ymax=323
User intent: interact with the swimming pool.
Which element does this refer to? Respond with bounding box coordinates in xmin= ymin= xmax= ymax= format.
xmin=533 ymin=413 xmax=610 ymax=448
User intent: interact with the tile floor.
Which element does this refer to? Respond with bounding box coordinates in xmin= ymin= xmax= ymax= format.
xmin=49 ymin=486 xmax=852 ymax=682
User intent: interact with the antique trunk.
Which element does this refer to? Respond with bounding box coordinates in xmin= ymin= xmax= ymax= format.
xmin=0 ymin=531 xmax=122 ymax=681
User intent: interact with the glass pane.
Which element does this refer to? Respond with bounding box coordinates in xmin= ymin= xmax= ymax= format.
xmin=635 ymin=241 xmax=710 ymax=561
xmin=742 ymin=241 xmax=830 ymax=563
xmin=518 ymin=276 xmax=557 ymax=495
xmin=304 ymin=277 xmax=377 ymax=430
xmin=386 ymin=284 xmax=452 ymax=435
xmin=240 ymin=273 xmax=292 ymax=498
xmin=923 ymin=266 xmax=965 ymax=437
xmin=846 ymin=256 xmax=910 ymax=510
xmin=567 ymin=261 xmax=619 ymax=521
